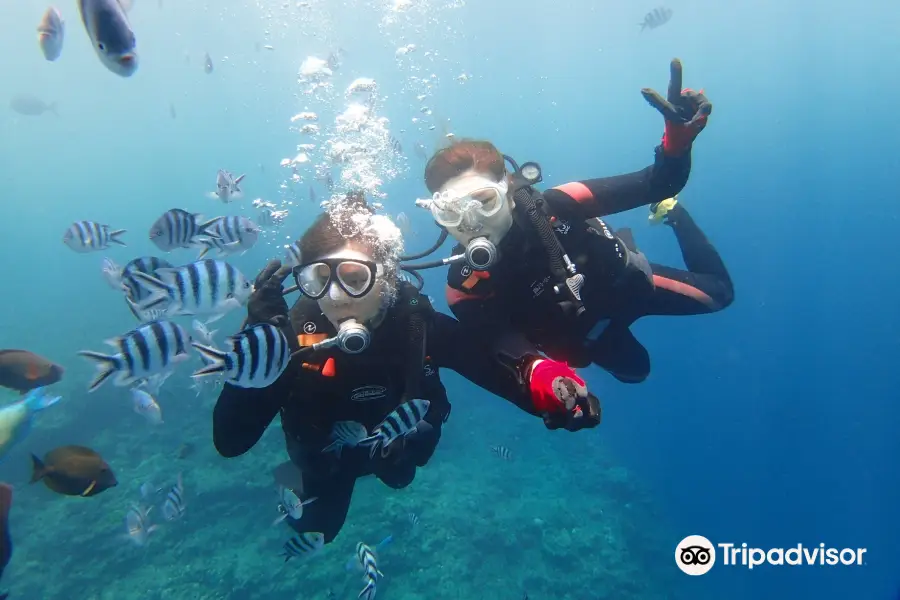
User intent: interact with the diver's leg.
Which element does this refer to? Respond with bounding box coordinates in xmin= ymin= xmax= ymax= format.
xmin=589 ymin=324 xmax=651 ymax=383
xmin=286 ymin=468 xmax=356 ymax=544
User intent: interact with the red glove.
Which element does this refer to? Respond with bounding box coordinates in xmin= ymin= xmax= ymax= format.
xmin=528 ymin=359 xmax=601 ymax=431
xmin=641 ymin=58 xmax=712 ymax=157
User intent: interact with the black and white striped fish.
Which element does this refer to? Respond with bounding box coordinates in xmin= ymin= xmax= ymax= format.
xmin=162 ymin=473 xmax=185 ymax=521
xmin=63 ymin=221 xmax=126 ymax=253
xmin=257 ymin=208 xmax=288 ymax=228
xmin=282 ymin=532 xmax=325 ymax=561
xmin=491 ymin=445 xmax=512 ymax=460
xmin=407 ymin=512 xmax=420 ymax=527
xmin=124 ymin=504 xmax=157 ymax=546
xmin=197 ymin=216 xmax=260 ymax=258
xmin=120 ymin=256 xmax=174 ymax=302
xmin=359 ymin=399 xmax=430 ymax=458
xmin=191 ymin=323 xmax=291 ymax=388
xmin=322 ymin=420 xmax=368 ymax=457
xmin=77 ymin=320 xmax=192 ymax=392
xmin=130 ymin=259 xmax=253 ymax=323
xmin=639 ymin=6 xmax=672 ymax=31
xmin=356 ymin=542 xmax=383 ymax=600
xmin=206 ymin=169 xmax=245 ymax=203
xmin=149 ymin=208 xmax=219 ymax=252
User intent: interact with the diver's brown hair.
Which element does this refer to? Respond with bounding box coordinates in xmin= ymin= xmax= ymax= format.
xmin=298 ymin=191 xmax=375 ymax=262
xmin=424 ymin=139 xmax=506 ymax=193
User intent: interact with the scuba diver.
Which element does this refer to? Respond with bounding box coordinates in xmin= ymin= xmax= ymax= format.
xmin=403 ymin=58 xmax=733 ymax=383
xmin=212 ymin=194 xmax=601 ymax=545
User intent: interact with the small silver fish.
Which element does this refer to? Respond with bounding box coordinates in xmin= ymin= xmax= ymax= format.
xmin=204 ymin=52 xmax=213 ymax=74
xmin=124 ymin=504 xmax=157 ymax=546
xmin=37 ymin=7 xmax=65 ymax=61
xmin=132 ymin=389 xmax=163 ymax=424
xmin=102 ymin=257 xmax=124 ymax=290
xmin=206 ymin=170 xmax=245 ymax=203
xmin=272 ymin=486 xmax=317 ymax=525
xmin=191 ymin=319 xmax=218 ymax=346
xmin=10 ymin=94 xmax=56 ymax=116
xmin=78 ymin=0 xmax=137 ymax=76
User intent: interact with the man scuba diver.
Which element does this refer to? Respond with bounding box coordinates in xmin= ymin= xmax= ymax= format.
xmin=403 ymin=58 xmax=734 ymax=383
xmin=213 ymin=193 xmax=600 ymax=544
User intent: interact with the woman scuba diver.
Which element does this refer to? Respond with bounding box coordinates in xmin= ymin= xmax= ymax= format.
xmin=212 ymin=192 xmax=600 ymax=545
xmin=402 ymin=58 xmax=734 ymax=383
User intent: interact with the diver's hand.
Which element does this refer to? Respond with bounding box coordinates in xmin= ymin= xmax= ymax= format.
xmin=528 ymin=360 xmax=601 ymax=432
xmin=641 ymin=58 xmax=712 ymax=156
xmin=247 ymin=260 xmax=293 ymax=329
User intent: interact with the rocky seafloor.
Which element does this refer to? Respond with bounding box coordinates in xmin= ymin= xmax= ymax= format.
xmin=0 ymin=370 xmax=683 ymax=600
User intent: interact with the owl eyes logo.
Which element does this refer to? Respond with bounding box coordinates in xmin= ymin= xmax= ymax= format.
xmin=675 ymin=535 xmax=716 ymax=575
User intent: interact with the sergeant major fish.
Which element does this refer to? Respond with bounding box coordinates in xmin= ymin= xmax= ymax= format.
xmin=272 ymin=486 xmax=317 ymax=525
xmin=359 ymin=399 xmax=430 ymax=458
xmin=130 ymin=259 xmax=253 ymax=324
xmin=9 ymin=94 xmax=57 ymax=116
xmin=162 ymin=473 xmax=185 ymax=521
xmin=37 ymin=7 xmax=65 ymax=61
xmin=322 ymin=421 xmax=367 ymax=458
xmin=77 ymin=320 xmax=192 ymax=392
xmin=282 ymin=532 xmax=324 ymax=561
xmin=131 ymin=389 xmax=162 ymax=425
xmin=356 ymin=542 xmax=384 ymax=600
xmin=191 ymin=323 xmax=291 ymax=388
xmin=206 ymin=170 xmax=244 ymax=203
xmin=78 ymin=0 xmax=138 ymax=76
xmin=149 ymin=209 xmax=219 ymax=252
xmin=124 ymin=504 xmax=157 ymax=546
xmin=196 ymin=216 xmax=260 ymax=258
xmin=63 ymin=221 xmax=126 ymax=253
xmin=639 ymin=6 xmax=673 ymax=31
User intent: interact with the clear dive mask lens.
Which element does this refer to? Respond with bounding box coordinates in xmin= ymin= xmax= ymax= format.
xmin=293 ymin=258 xmax=377 ymax=299
xmin=423 ymin=179 xmax=508 ymax=228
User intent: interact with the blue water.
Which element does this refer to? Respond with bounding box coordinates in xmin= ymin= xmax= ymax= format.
xmin=1 ymin=0 xmax=899 ymax=598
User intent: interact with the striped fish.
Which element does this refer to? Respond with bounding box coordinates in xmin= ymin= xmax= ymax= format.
xmin=121 ymin=257 xmax=174 ymax=302
xmin=284 ymin=241 xmax=302 ymax=267
xmin=359 ymin=399 xmax=430 ymax=458
xmin=63 ymin=221 xmax=126 ymax=253
xmin=77 ymin=320 xmax=192 ymax=392
xmin=130 ymin=259 xmax=253 ymax=323
xmin=257 ymin=208 xmax=288 ymax=228
xmin=162 ymin=473 xmax=185 ymax=521
xmin=197 ymin=216 xmax=260 ymax=258
xmin=282 ymin=532 xmax=325 ymax=561
xmin=149 ymin=208 xmax=219 ymax=252
xmin=206 ymin=169 xmax=245 ymax=203
xmin=272 ymin=486 xmax=317 ymax=525
xmin=491 ymin=445 xmax=512 ymax=460
xmin=356 ymin=542 xmax=383 ymax=600
xmin=322 ymin=421 xmax=368 ymax=457
xmin=124 ymin=504 xmax=157 ymax=546
xmin=191 ymin=323 xmax=291 ymax=388
xmin=639 ymin=6 xmax=673 ymax=31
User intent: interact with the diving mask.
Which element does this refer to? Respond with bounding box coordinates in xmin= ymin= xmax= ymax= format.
xmin=292 ymin=258 xmax=378 ymax=299
xmin=416 ymin=175 xmax=509 ymax=231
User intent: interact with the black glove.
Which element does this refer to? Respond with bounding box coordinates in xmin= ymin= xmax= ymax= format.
xmin=542 ymin=391 xmax=601 ymax=432
xmin=641 ymin=58 xmax=712 ymax=156
xmin=247 ymin=260 xmax=293 ymax=330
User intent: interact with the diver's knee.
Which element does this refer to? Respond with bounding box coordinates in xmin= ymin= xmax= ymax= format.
xmin=376 ymin=463 xmax=416 ymax=489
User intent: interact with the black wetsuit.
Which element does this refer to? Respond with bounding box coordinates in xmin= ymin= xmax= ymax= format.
xmin=213 ymin=282 xmax=532 ymax=543
xmin=446 ymin=146 xmax=734 ymax=383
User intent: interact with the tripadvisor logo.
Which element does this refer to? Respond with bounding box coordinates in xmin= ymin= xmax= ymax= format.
xmin=675 ymin=536 xmax=867 ymax=575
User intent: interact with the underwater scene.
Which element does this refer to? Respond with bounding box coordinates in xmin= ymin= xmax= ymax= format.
xmin=1 ymin=0 xmax=899 ymax=598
